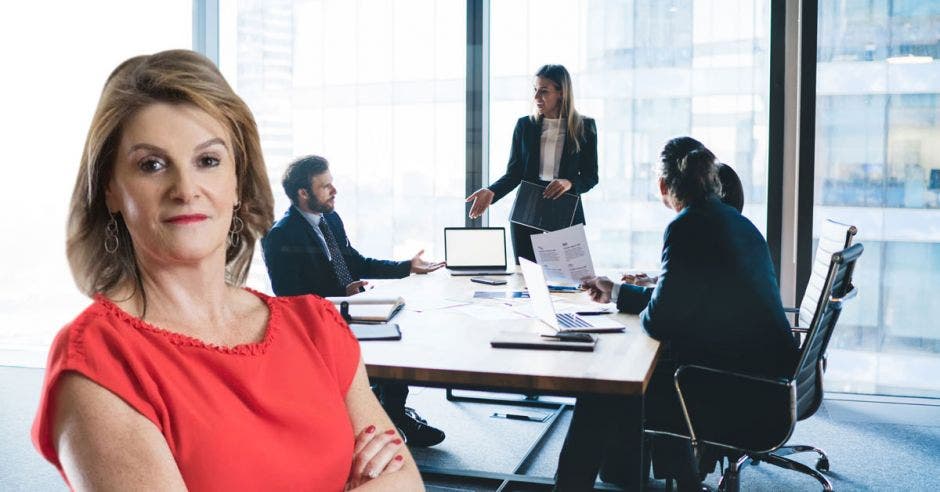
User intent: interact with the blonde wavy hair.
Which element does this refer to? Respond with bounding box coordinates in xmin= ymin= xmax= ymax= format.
xmin=67 ymin=49 xmax=273 ymax=298
xmin=530 ymin=64 xmax=586 ymax=153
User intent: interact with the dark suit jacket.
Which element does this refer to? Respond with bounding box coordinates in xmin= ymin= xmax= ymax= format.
xmin=488 ymin=116 xmax=598 ymax=225
xmin=261 ymin=207 xmax=411 ymax=297
xmin=617 ymin=196 xmax=797 ymax=378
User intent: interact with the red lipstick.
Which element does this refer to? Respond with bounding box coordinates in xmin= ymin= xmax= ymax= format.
xmin=165 ymin=214 xmax=208 ymax=225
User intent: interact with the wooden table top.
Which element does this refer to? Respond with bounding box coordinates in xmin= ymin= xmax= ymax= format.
xmin=358 ymin=269 xmax=661 ymax=397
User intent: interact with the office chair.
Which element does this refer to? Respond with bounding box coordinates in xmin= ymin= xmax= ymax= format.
xmin=786 ymin=219 xmax=857 ymax=344
xmin=651 ymin=243 xmax=863 ymax=492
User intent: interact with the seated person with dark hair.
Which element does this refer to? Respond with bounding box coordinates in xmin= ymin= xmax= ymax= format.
xmin=622 ymin=160 xmax=745 ymax=287
xmin=717 ymin=161 xmax=744 ymax=213
xmin=554 ymin=137 xmax=797 ymax=491
xmin=262 ymin=155 xmax=446 ymax=447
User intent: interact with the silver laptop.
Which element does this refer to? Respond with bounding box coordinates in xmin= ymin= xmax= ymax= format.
xmin=519 ymin=258 xmax=625 ymax=333
xmin=445 ymin=227 xmax=513 ymax=276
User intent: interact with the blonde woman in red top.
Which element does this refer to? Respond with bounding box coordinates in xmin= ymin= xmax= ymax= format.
xmin=31 ymin=50 xmax=423 ymax=491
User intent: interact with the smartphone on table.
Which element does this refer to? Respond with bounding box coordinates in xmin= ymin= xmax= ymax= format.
xmin=470 ymin=277 xmax=508 ymax=286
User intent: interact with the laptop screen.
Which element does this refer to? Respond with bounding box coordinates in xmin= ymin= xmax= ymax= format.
xmin=444 ymin=228 xmax=507 ymax=268
xmin=519 ymin=258 xmax=559 ymax=330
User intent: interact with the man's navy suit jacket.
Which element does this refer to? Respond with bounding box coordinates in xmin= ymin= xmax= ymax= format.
xmin=617 ymin=196 xmax=798 ymax=378
xmin=261 ymin=206 xmax=411 ymax=298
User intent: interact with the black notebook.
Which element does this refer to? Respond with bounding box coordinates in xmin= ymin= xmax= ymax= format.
xmin=327 ymin=296 xmax=405 ymax=323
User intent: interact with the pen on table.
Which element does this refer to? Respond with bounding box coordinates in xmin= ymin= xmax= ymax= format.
xmin=576 ymin=310 xmax=611 ymax=316
xmin=491 ymin=412 xmax=537 ymax=421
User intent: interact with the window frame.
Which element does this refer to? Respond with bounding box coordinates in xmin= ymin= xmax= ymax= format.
xmin=193 ymin=0 xmax=837 ymax=354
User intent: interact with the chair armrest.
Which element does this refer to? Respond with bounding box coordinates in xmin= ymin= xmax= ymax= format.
xmin=831 ymin=286 xmax=857 ymax=304
xmin=673 ymin=365 xmax=796 ymax=453
xmin=675 ymin=365 xmax=790 ymax=397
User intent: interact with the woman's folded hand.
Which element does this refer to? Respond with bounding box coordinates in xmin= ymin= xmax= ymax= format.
xmin=345 ymin=424 xmax=406 ymax=490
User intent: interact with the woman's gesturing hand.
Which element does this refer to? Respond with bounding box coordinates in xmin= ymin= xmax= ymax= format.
xmin=345 ymin=425 xmax=406 ymax=490
xmin=466 ymin=188 xmax=495 ymax=219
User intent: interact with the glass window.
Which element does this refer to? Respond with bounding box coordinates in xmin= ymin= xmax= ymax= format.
xmin=815 ymin=0 xmax=940 ymax=397
xmin=219 ymin=0 xmax=466 ymax=292
xmin=0 ymin=1 xmax=192 ymax=362
xmin=488 ymin=0 xmax=771 ymax=268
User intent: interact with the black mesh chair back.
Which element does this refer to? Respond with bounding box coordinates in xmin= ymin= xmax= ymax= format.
xmin=793 ymin=243 xmax=863 ymax=420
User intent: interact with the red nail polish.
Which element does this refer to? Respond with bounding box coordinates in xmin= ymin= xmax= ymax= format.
xmin=365 ymin=425 xmax=375 ymax=433
xmin=392 ymin=438 xmax=402 ymax=445
xmin=394 ymin=455 xmax=404 ymax=461
xmin=384 ymin=429 xmax=396 ymax=435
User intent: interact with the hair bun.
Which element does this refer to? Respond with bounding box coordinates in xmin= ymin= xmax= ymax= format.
xmin=678 ymin=148 xmax=713 ymax=175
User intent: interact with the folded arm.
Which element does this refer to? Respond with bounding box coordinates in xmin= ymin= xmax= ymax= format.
xmin=344 ymin=359 xmax=424 ymax=491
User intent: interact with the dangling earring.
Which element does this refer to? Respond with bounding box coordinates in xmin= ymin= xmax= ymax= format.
xmin=228 ymin=203 xmax=244 ymax=248
xmin=104 ymin=212 xmax=120 ymax=254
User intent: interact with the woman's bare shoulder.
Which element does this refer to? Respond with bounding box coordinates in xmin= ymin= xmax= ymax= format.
xmin=52 ymin=372 xmax=186 ymax=490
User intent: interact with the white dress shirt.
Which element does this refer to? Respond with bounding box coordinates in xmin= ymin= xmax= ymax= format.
xmin=296 ymin=206 xmax=331 ymax=261
xmin=539 ymin=117 xmax=566 ymax=181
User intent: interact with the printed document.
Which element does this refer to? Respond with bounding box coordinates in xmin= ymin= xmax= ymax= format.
xmin=530 ymin=224 xmax=596 ymax=284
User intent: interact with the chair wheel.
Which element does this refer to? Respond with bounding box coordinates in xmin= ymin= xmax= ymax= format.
xmin=816 ymin=457 xmax=830 ymax=471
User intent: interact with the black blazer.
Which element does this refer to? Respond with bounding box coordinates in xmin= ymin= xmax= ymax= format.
xmin=261 ymin=207 xmax=411 ymax=297
xmin=617 ymin=196 xmax=797 ymax=378
xmin=488 ymin=116 xmax=598 ymax=224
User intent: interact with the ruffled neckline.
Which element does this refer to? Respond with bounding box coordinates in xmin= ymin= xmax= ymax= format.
xmin=93 ymin=288 xmax=280 ymax=356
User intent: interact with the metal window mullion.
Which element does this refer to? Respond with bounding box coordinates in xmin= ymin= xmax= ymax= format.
xmin=795 ymin=0 xmax=818 ymax=303
xmin=776 ymin=0 xmax=819 ymax=306
xmin=466 ymin=0 xmax=488 ymax=227
xmin=767 ymin=0 xmax=787 ymax=280
xmin=192 ymin=0 xmax=220 ymax=65
xmin=778 ymin=0 xmax=809 ymax=307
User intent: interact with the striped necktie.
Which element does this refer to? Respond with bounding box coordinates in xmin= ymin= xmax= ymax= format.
xmin=317 ymin=219 xmax=355 ymax=289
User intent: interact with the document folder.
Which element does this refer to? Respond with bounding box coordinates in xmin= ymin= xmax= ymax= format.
xmin=490 ymin=331 xmax=596 ymax=351
xmin=350 ymin=323 xmax=402 ymax=341
xmin=509 ymin=181 xmax=580 ymax=232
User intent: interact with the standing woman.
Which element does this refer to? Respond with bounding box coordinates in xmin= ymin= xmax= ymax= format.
xmin=466 ymin=64 xmax=598 ymax=263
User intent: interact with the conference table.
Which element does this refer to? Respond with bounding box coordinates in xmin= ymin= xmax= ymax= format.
xmin=358 ymin=268 xmax=661 ymax=490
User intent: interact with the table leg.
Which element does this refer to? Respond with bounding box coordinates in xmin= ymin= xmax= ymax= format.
xmin=635 ymin=393 xmax=648 ymax=491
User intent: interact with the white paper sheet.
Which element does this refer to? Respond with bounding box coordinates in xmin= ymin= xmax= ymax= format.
xmin=406 ymin=297 xmax=470 ymax=312
xmin=530 ymin=224 xmax=596 ymax=283
xmin=451 ymin=304 xmax=532 ymax=321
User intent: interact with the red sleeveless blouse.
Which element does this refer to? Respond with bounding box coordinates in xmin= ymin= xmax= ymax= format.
xmin=32 ymin=291 xmax=360 ymax=491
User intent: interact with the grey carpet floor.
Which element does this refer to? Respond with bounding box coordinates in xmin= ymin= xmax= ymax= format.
xmin=3 ymin=366 xmax=938 ymax=491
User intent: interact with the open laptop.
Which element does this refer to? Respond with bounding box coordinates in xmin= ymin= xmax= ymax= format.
xmin=519 ymin=257 xmax=625 ymax=333
xmin=445 ymin=227 xmax=513 ymax=276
